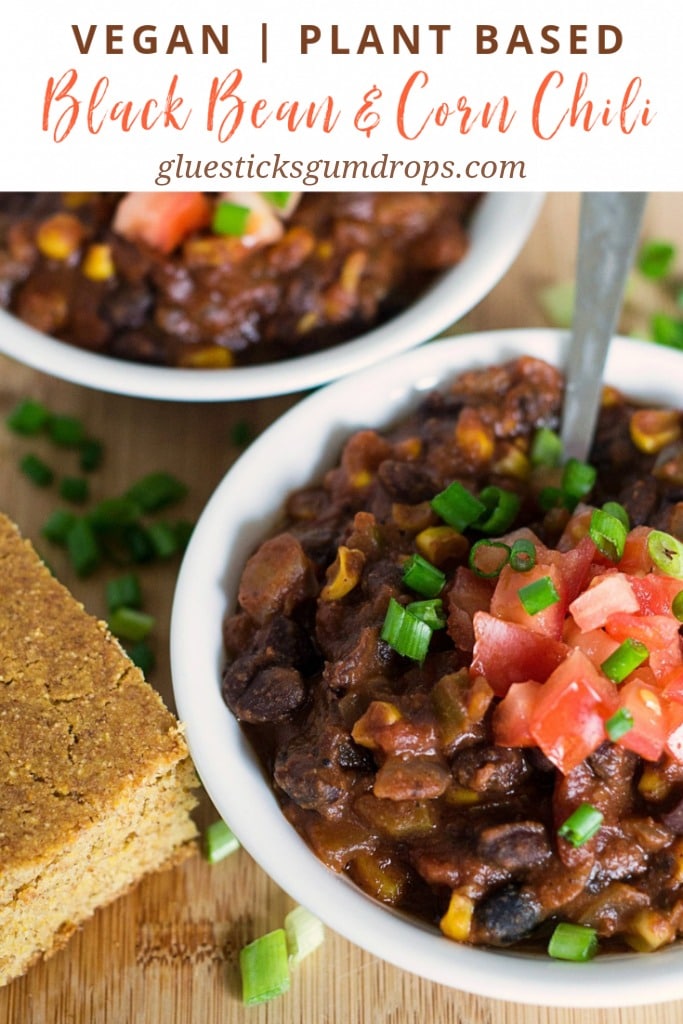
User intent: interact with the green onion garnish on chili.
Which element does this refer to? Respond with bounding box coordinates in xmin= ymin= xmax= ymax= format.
xmin=476 ymin=486 xmax=521 ymax=535
xmin=469 ymin=539 xmax=511 ymax=579
xmin=547 ymin=922 xmax=599 ymax=962
xmin=381 ymin=597 xmax=433 ymax=661
xmin=406 ymin=599 xmax=446 ymax=631
xmin=431 ymin=481 xmax=485 ymax=533
xmin=530 ymin=427 xmax=563 ymax=468
xmin=538 ymin=486 xmax=564 ymax=512
xmin=509 ymin=538 xmax=537 ymax=572
xmin=558 ymin=803 xmax=604 ymax=847
xmin=601 ymin=501 xmax=630 ymax=532
xmin=561 ymin=457 xmax=597 ymax=509
xmin=601 ymin=637 xmax=649 ymax=683
xmin=606 ymin=707 xmax=635 ymax=742
xmin=240 ymin=929 xmax=291 ymax=1007
xmin=401 ymin=553 xmax=445 ymax=598
xmin=673 ymin=590 xmax=683 ymax=622
xmin=263 ymin=191 xmax=292 ymax=210
xmin=518 ymin=575 xmax=560 ymax=615
xmin=647 ymin=530 xmax=683 ymax=579
xmin=589 ymin=508 xmax=627 ymax=562
xmin=213 ymin=201 xmax=251 ymax=237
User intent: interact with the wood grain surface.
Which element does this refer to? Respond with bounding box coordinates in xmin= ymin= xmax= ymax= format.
xmin=1 ymin=192 xmax=682 ymax=1023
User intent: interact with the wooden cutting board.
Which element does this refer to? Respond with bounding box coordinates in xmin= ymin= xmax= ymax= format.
xmin=1 ymin=193 xmax=683 ymax=1023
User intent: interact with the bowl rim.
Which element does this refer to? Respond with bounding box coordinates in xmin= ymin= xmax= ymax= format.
xmin=0 ymin=193 xmax=543 ymax=401
xmin=170 ymin=328 xmax=683 ymax=1007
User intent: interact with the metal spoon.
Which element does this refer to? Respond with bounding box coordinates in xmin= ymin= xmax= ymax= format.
xmin=561 ymin=192 xmax=648 ymax=462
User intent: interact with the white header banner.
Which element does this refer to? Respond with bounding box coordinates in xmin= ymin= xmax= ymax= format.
xmin=1 ymin=1 xmax=681 ymax=190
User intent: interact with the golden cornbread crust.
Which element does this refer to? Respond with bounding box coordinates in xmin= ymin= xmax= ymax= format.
xmin=0 ymin=514 xmax=199 ymax=986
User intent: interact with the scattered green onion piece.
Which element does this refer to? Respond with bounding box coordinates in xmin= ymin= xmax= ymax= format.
xmin=88 ymin=497 xmax=141 ymax=529
xmin=47 ymin=414 xmax=86 ymax=448
xmin=547 ymin=922 xmax=599 ymax=962
xmin=147 ymin=521 xmax=180 ymax=559
xmin=509 ymin=538 xmax=537 ymax=572
xmin=601 ymin=501 xmax=630 ymax=532
xmin=66 ymin=517 xmax=101 ymax=577
xmin=106 ymin=572 xmax=142 ymax=613
xmin=381 ymin=597 xmax=432 ymax=661
xmin=125 ymin=471 xmax=188 ymax=513
xmin=538 ymin=486 xmax=564 ymax=512
xmin=651 ymin=313 xmax=683 ymax=350
xmin=601 ymin=637 xmax=649 ymax=683
xmin=6 ymin=398 xmax=50 ymax=435
xmin=204 ymin=819 xmax=240 ymax=864
xmin=673 ymin=591 xmax=683 ymax=622
xmin=518 ymin=575 xmax=560 ymax=615
xmin=530 ymin=427 xmax=563 ymax=468
xmin=128 ymin=639 xmax=156 ymax=674
xmin=284 ymin=905 xmax=325 ymax=966
xmin=606 ymin=707 xmax=635 ymax=742
xmin=431 ymin=481 xmax=485 ymax=533
xmin=122 ymin=523 xmax=156 ymax=563
xmin=173 ymin=520 xmax=194 ymax=552
xmin=230 ymin=419 xmax=254 ymax=447
xmin=240 ymin=929 xmax=291 ymax=1007
xmin=537 ymin=280 xmax=575 ymax=329
xmin=476 ymin=486 xmax=521 ymax=535
xmin=20 ymin=453 xmax=54 ymax=487
xmin=468 ymin=539 xmax=511 ymax=579
xmin=41 ymin=508 xmax=77 ymax=545
xmin=648 ymin=530 xmax=683 ymax=579
xmin=558 ymin=803 xmax=604 ymax=847
xmin=401 ymin=553 xmax=445 ymax=598
xmin=59 ymin=476 xmax=89 ymax=505
xmin=638 ymin=240 xmax=676 ymax=280
xmin=406 ymin=599 xmax=446 ymax=631
xmin=109 ymin=606 xmax=155 ymax=643
xmin=561 ymin=458 xmax=597 ymax=509
xmin=79 ymin=438 xmax=104 ymax=472
xmin=588 ymin=508 xmax=627 ymax=562
xmin=263 ymin=191 xmax=293 ymax=210
xmin=213 ymin=201 xmax=251 ymax=237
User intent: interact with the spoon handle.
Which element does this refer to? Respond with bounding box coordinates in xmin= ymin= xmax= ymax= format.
xmin=561 ymin=192 xmax=648 ymax=462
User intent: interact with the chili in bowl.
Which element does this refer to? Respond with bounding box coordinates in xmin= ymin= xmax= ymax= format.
xmin=171 ymin=329 xmax=683 ymax=1006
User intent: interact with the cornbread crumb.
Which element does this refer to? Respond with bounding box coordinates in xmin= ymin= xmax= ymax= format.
xmin=0 ymin=514 xmax=199 ymax=986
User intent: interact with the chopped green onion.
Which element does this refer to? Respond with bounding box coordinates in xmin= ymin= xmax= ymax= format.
xmin=240 ymin=929 xmax=291 ymax=1006
xmin=147 ymin=521 xmax=180 ymax=559
xmin=558 ymin=803 xmax=604 ymax=847
xmin=20 ymin=453 xmax=54 ymax=487
xmin=381 ymin=597 xmax=432 ymax=661
xmin=589 ymin=508 xmax=627 ymax=562
xmin=673 ymin=591 xmax=683 ymax=622
xmin=284 ymin=905 xmax=325 ymax=966
xmin=537 ymin=280 xmax=575 ymax=329
xmin=561 ymin=458 xmax=597 ymax=509
xmin=47 ymin=414 xmax=86 ymax=448
xmin=468 ymin=539 xmax=511 ymax=579
xmin=547 ymin=922 xmax=599 ymax=962
xmin=601 ymin=501 xmax=630 ymax=531
xmin=6 ymin=398 xmax=50 ymax=435
xmin=66 ymin=517 xmax=101 ymax=577
xmin=41 ymin=508 xmax=77 ymax=545
xmin=518 ymin=576 xmax=560 ymax=615
xmin=106 ymin=572 xmax=142 ymax=612
xmin=109 ymin=606 xmax=155 ymax=642
xmin=401 ymin=553 xmax=445 ymax=598
xmin=476 ymin=486 xmax=521 ymax=535
xmin=213 ymin=201 xmax=251 ymax=237
xmin=530 ymin=427 xmax=563 ymax=468
xmin=122 ymin=523 xmax=156 ymax=563
xmin=128 ymin=640 xmax=156 ymax=674
xmin=601 ymin=637 xmax=649 ymax=683
xmin=538 ymin=486 xmax=564 ymax=512
xmin=79 ymin=438 xmax=104 ymax=472
xmin=606 ymin=707 xmax=635 ymax=741
xmin=406 ymin=599 xmax=446 ymax=631
xmin=651 ymin=313 xmax=683 ymax=350
xmin=125 ymin=471 xmax=188 ymax=513
xmin=431 ymin=481 xmax=485 ymax=533
xmin=88 ymin=496 xmax=142 ymax=528
xmin=230 ymin=419 xmax=254 ymax=447
xmin=509 ymin=538 xmax=537 ymax=572
xmin=648 ymin=530 xmax=683 ymax=579
xmin=263 ymin=191 xmax=293 ymax=210
xmin=59 ymin=476 xmax=89 ymax=505
xmin=638 ymin=240 xmax=676 ymax=280
xmin=173 ymin=520 xmax=194 ymax=552
xmin=204 ymin=819 xmax=240 ymax=864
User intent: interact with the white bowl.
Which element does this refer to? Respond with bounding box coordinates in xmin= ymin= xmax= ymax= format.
xmin=171 ymin=329 xmax=683 ymax=1007
xmin=0 ymin=194 xmax=543 ymax=401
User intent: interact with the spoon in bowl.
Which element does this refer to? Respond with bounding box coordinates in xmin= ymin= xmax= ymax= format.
xmin=561 ymin=192 xmax=648 ymax=462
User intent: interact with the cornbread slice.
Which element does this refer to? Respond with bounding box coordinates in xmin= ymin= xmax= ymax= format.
xmin=0 ymin=513 xmax=198 ymax=987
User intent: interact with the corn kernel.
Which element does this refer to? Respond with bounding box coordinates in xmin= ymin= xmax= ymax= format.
xmin=444 ymin=786 xmax=480 ymax=807
xmin=296 ymin=310 xmax=319 ymax=335
xmin=81 ymin=243 xmax=115 ymax=281
xmin=492 ymin=443 xmax=531 ymax=481
xmin=350 ymin=469 xmax=373 ymax=490
xmin=416 ymin=525 xmax=468 ymax=567
xmin=316 ymin=240 xmax=334 ymax=260
xmin=351 ymin=701 xmax=402 ymax=749
xmin=393 ymin=437 xmax=422 ymax=461
xmin=455 ymin=408 xmax=495 ymax=463
xmin=440 ymin=890 xmax=474 ymax=942
xmin=339 ymin=250 xmax=367 ymax=293
xmin=36 ymin=213 xmax=85 ymax=261
xmin=350 ymin=852 xmax=408 ymax=904
xmin=625 ymin=909 xmax=674 ymax=952
xmin=61 ymin=192 xmax=93 ymax=208
xmin=630 ymin=409 xmax=682 ymax=455
xmin=179 ymin=346 xmax=235 ymax=369
xmin=638 ymin=766 xmax=670 ymax=802
xmin=320 ymin=546 xmax=365 ymax=601
xmin=601 ymin=384 xmax=622 ymax=407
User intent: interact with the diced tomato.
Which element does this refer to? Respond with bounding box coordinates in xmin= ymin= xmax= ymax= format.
xmin=471 ymin=612 xmax=569 ymax=696
xmin=492 ymin=680 xmax=542 ymax=746
xmin=615 ymin=678 xmax=667 ymax=761
xmin=546 ymin=536 xmax=598 ymax=605
xmin=618 ymin=526 xmax=654 ymax=575
xmin=569 ymin=572 xmax=640 ymax=632
xmin=628 ymin=574 xmax=683 ymax=616
xmin=649 ymin=643 xmax=683 ymax=683
xmin=556 ymin=506 xmax=593 ymax=551
xmin=604 ymin=612 xmax=681 ymax=652
xmin=112 ymin=192 xmax=211 ymax=253
xmin=490 ymin=563 xmax=566 ymax=639
xmin=563 ymin=618 xmax=620 ymax=669
xmin=662 ymin=666 xmax=683 ymax=704
xmin=665 ymin=701 xmax=683 ymax=761
xmin=528 ymin=649 xmax=618 ymax=774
